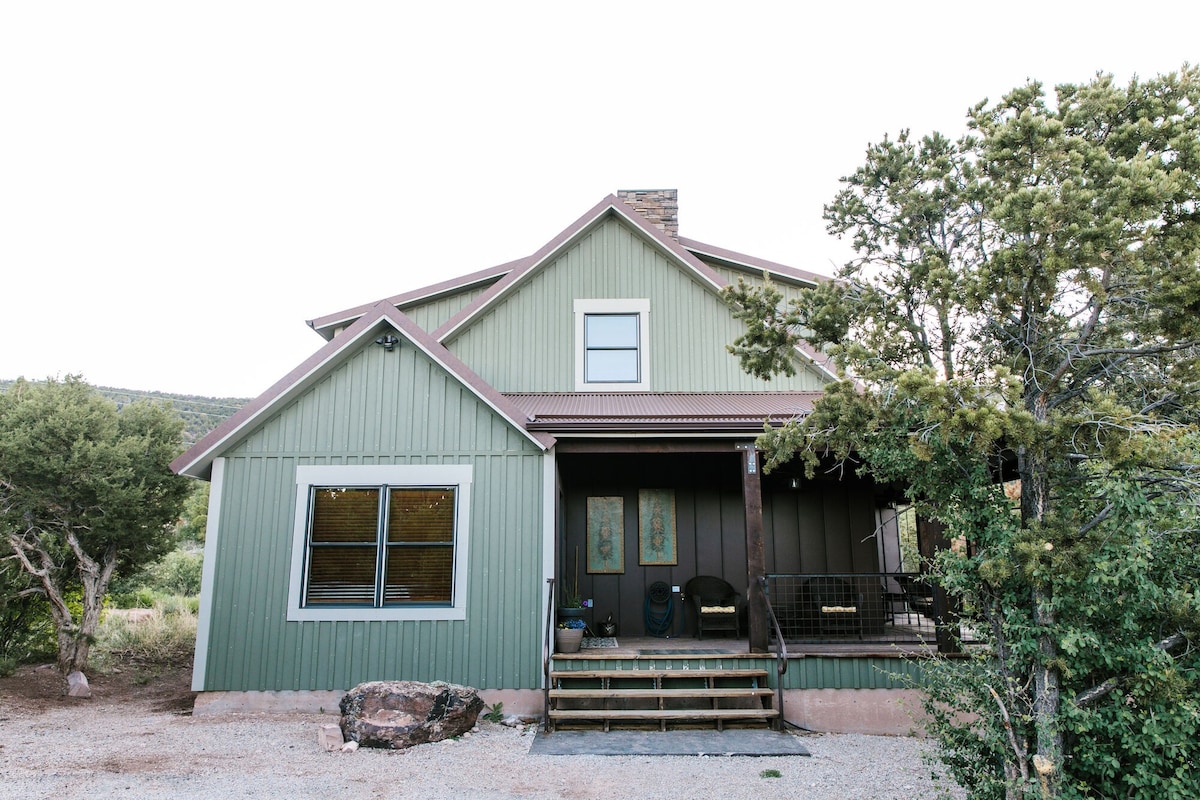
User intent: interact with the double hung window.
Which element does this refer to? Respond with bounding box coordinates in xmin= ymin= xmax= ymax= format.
xmin=573 ymin=298 xmax=650 ymax=391
xmin=584 ymin=314 xmax=640 ymax=383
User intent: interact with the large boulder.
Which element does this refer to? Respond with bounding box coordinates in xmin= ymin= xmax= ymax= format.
xmin=339 ymin=680 xmax=484 ymax=750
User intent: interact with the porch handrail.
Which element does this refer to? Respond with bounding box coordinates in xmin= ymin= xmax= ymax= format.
xmin=757 ymin=575 xmax=788 ymax=731
xmin=543 ymin=577 xmax=555 ymax=732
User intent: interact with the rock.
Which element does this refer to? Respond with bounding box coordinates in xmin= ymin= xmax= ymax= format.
xmin=339 ymin=680 xmax=484 ymax=750
xmin=66 ymin=671 xmax=91 ymax=698
xmin=340 ymin=740 xmax=358 ymax=753
xmin=317 ymin=724 xmax=344 ymax=751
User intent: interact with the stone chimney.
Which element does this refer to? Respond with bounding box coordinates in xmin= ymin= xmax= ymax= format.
xmin=617 ymin=189 xmax=679 ymax=240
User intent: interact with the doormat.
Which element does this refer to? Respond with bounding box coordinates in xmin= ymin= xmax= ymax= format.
xmin=529 ymin=729 xmax=810 ymax=757
xmin=581 ymin=637 xmax=618 ymax=649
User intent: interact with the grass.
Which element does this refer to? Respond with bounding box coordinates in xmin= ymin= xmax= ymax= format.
xmin=94 ymin=595 xmax=198 ymax=671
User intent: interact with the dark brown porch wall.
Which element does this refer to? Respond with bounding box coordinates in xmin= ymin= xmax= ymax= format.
xmin=557 ymin=451 xmax=884 ymax=640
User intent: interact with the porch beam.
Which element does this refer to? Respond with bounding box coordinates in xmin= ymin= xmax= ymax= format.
xmin=737 ymin=443 xmax=768 ymax=653
xmin=555 ymin=440 xmax=745 ymax=454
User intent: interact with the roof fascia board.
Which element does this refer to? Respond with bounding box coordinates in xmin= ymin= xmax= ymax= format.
xmin=434 ymin=195 xmax=736 ymax=344
xmin=679 ymin=236 xmax=826 ymax=288
xmin=551 ymin=431 xmax=764 ymax=439
xmin=172 ymin=305 xmax=552 ymax=478
xmin=172 ymin=314 xmax=383 ymax=478
xmin=389 ymin=307 xmax=556 ymax=452
xmin=306 ymin=261 xmax=518 ymax=340
xmin=433 ymin=195 xmax=624 ymax=342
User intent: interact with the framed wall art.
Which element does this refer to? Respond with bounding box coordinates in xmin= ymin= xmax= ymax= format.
xmin=638 ymin=489 xmax=677 ymax=565
xmin=586 ymin=496 xmax=624 ymax=573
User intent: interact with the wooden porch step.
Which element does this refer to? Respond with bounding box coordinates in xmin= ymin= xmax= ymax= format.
xmin=547 ymin=664 xmax=777 ymax=732
xmin=550 ymin=687 xmax=775 ymax=700
xmin=549 ymin=708 xmax=779 ymax=721
xmin=550 ymin=668 xmax=769 ymax=681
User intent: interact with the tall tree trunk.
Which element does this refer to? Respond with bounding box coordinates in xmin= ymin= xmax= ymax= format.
xmin=1031 ymin=585 xmax=1061 ymax=798
xmin=60 ymin=532 xmax=117 ymax=675
xmin=1020 ymin=392 xmax=1063 ymax=799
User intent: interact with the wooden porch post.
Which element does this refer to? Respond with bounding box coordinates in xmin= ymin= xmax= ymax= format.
xmin=918 ymin=517 xmax=962 ymax=654
xmin=737 ymin=443 xmax=768 ymax=653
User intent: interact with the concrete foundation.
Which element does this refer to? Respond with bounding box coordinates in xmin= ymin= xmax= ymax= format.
xmin=191 ymin=688 xmax=546 ymax=720
xmin=192 ymin=690 xmax=346 ymax=716
xmin=192 ymin=687 xmax=926 ymax=735
xmin=783 ymin=688 xmax=928 ymax=736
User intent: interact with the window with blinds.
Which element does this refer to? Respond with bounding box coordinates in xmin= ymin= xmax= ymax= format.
xmin=303 ymin=485 xmax=457 ymax=607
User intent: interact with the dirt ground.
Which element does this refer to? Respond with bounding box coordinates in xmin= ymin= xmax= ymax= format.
xmin=0 ymin=659 xmax=197 ymax=716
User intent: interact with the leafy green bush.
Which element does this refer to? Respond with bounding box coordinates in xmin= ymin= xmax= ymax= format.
xmin=145 ymin=549 xmax=203 ymax=596
xmin=109 ymin=546 xmax=203 ymax=606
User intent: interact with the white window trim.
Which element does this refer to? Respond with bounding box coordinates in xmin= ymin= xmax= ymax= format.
xmin=574 ymin=298 xmax=650 ymax=391
xmin=287 ymin=464 xmax=472 ymax=621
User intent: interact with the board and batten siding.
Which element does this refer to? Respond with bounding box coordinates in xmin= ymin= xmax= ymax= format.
xmin=200 ymin=341 xmax=546 ymax=692
xmin=399 ymin=283 xmax=495 ymax=334
xmin=699 ymin=262 xmax=814 ymax=306
xmin=445 ymin=216 xmax=829 ymax=392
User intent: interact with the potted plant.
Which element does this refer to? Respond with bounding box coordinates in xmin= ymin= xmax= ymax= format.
xmin=555 ymin=617 xmax=586 ymax=653
xmin=558 ymin=546 xmax=586 ymax=622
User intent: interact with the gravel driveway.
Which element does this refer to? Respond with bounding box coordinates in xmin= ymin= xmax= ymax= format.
xmin=0 ymin=701 xmax=963 ymax=800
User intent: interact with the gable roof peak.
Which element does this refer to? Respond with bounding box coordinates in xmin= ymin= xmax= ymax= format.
xmin=171 ymin=302 xmax=553 ymax=478
xmin=617 ymin=189 xmax=678 ymax=240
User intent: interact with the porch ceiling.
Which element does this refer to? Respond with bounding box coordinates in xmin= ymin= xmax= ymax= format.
xmin=505 ymin=392 xmax=819 ymax=433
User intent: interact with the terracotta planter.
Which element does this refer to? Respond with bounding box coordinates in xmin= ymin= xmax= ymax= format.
xmin=555 ymin=628 xmax=584 ymax=653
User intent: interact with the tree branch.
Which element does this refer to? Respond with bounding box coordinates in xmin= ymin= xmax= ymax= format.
xmin=986 ymin=683 xmax=1030 ymax=785
xmin=1072 ymin=633 xmax=1190 ymax=708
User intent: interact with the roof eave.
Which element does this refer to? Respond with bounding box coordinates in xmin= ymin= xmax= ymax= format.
xmin=525 ymin=419 xmax=800 ymax=434
xmin=433 ymin=195 xmax=734 ymax=343
xmin=172 ymin=304 xmax=553 ymax=479
xmin=679 ymin=236 xmax=828 ymax=288
xmin=306 ymin=261 xmax=518 ymax=341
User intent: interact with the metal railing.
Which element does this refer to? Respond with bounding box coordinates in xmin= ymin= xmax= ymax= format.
xmin=542 ymin=577 xmax=555 ymax=732
xmin=757 ymin=575 xmax=788 ymax=731
xmin=764 ymin=572 xmax=943 ymax=646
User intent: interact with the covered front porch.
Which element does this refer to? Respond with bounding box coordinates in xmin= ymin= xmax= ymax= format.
xmin=550 ymin=440 xmax=956 ymax=657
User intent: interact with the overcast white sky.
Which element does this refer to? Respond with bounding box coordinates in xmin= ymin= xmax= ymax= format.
xmin=2 ymin=2 xmax=1197 ymax=398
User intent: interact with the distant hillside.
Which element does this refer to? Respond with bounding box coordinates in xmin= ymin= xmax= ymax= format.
xmin=0 ymin=380 xmax=248 ymax=447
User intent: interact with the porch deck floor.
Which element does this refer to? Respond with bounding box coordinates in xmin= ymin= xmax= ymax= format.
xmin=559 ymin=634 xmax=938 ymax=659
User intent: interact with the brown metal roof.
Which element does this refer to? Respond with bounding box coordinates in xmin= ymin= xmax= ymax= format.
xmin=504 ymin=392 xmax=819 ymax=432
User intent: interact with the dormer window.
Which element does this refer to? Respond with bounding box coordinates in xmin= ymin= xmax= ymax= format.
xmin=585 ymin=314 xmax=640 ymax=382
xmin=574 ymin=299 xmax=650 ymax=391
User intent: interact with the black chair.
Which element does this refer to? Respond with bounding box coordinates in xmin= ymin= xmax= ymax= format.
xmin=812 ymin=577 xmax=863 ymax=638
xmin=896 ymin=574 xmax=935 ymax=617
xmin=683 ymin=575 xmax=742 ymax=639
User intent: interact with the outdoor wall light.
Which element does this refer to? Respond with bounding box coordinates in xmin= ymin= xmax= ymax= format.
xmin=789 ymin=477 xmax=801 ymax=490
xmin=375 ymin=334 xmax=400 ymax=352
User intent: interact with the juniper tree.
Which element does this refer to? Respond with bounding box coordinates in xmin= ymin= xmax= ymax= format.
xmin=0 ymin=377 xmax=190 ymax=681
xmin=727 ymin=67 xmax=1200 ymax=799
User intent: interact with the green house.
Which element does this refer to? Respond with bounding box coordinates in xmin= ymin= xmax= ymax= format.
xmin=173 ymin=191 xmax=948 ymax=731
